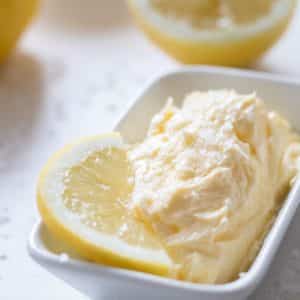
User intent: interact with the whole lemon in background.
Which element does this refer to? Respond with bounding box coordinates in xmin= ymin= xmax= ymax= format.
xmin=0 ymin=0 xmax=39 ymax=63
xmin=127 ymin=0 xmax=297 ymax=67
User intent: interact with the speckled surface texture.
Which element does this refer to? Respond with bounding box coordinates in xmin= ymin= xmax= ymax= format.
xmin=0 ymin=1 xmax=299 ymax=299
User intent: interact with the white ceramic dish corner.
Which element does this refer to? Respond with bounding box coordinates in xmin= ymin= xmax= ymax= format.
xmin=28 ymin=66 xmax=300 ymax=300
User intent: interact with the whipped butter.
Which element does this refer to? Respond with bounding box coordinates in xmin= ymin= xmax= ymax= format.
xmin=129 ymin=90 xmax=300 ymax=283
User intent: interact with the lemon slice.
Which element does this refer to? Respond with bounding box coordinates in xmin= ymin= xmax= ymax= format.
xmin=127 ymin=0 xmax=296 ymax=66
xmin=37 ymin=133 xmax=171 ymax=275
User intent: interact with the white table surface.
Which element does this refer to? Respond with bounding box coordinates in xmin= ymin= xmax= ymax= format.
xmin=0 ymin=1 xmax=300 ymax=299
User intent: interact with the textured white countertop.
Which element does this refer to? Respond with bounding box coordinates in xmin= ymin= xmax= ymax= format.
xmin=0 ymin=1 xmax=300 ymax=299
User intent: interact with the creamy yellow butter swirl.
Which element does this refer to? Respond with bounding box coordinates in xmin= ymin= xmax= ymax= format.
xmin=129 ymin=90 xmax=300 ymax=283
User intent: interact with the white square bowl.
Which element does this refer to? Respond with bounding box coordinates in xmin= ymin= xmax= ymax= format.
xmin=28 ymin=66 xmax=300 ymax=300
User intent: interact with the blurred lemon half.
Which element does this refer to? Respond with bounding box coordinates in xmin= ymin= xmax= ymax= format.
xmin=127 ymin=0 xmax=296 ymax=66
xmin=37 ymin=133 xmax=171 ymax=275
xmin=0 ymin=0 xmax=39 ymax=63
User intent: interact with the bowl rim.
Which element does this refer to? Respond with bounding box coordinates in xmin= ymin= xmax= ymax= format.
xmin=113 ymin=65 xmax=300 ymax=132
xmin=28 ymin=66 xmax=300 ymax=295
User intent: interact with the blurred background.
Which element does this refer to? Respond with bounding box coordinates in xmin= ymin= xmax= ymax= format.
xmin=0 ymin=1 xmax=299 ymax=299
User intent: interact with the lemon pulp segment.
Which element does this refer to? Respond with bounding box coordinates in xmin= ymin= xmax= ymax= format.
xmin=151 ymin=0 xmax=277 ymax=29
xmin=62 ymin=147 xmax=161 ymax=249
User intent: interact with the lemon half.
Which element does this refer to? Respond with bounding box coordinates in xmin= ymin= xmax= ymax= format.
xmin=127 ymin=0 xmax=296 ymax=66
xmin=37 ymin=133 xmax=171 ymax=275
